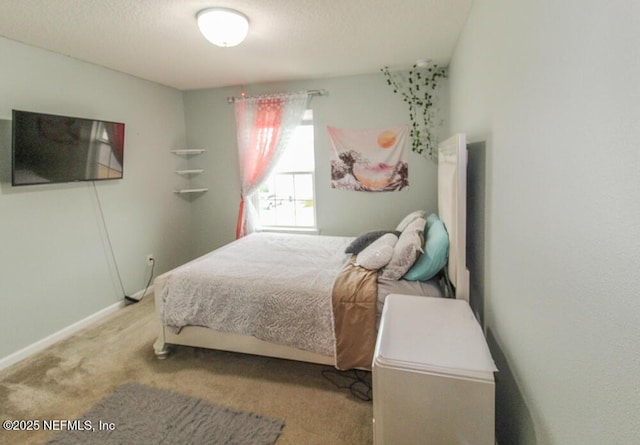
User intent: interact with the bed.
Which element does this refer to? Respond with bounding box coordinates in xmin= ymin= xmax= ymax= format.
xmin=153 ymin=133 xmax=469 ymax=370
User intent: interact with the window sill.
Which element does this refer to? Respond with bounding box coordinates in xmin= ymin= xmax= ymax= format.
xmin=259 ymin=227 xmax=320 ymax=235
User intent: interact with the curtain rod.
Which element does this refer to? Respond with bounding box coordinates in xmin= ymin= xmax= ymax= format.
xmin=226 ymin=89 xmax=328 ymax=104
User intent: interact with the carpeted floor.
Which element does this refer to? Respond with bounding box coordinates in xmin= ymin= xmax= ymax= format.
xmin=0 ymin=296 xmax=373 ymax=445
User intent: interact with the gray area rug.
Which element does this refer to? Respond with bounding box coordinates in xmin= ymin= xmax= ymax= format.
xmin=46 ymin=382 xmax=284 ymax=445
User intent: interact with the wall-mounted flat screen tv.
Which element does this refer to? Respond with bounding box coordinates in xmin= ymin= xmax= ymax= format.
xmin=12 ymin=110 xmax=125 ymax=186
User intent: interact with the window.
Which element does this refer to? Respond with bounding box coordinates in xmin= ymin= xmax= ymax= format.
xmin=256 ymin=110 xmax=316 ymax=229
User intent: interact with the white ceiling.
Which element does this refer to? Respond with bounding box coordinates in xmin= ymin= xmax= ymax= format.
xmin=0 ymin=0 xmax=473 ymax=91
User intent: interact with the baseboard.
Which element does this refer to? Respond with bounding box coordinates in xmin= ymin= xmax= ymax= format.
xmin=126 ymin=284 xmax=154 ymax=302
xmin=0 ymin=299 xmax=126 ymax=371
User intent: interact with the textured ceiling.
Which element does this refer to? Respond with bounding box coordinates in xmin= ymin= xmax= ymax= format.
xmin=0 ymin=0 xmax=473 ymax=91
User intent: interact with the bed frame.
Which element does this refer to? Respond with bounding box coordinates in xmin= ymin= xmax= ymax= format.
xmin=153 ymin=133 xmax=470 ymax=364
xmin=437 ymin=133 xmax=470 ymax=301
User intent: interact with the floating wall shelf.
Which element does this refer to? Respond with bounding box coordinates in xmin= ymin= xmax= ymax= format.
xmin=173 ymin=188 xmax=208 ymax=194
xmin=175 ymin=169 xmax=204 ymax=175
xmin=172 ymin=149 xmax=207 ymax=196
xmin=171 ymin=149 xmax=205 ymax=155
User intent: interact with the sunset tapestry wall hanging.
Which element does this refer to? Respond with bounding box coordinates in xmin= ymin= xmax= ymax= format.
xmin=328 ymin=125 xmax=408 ymax=192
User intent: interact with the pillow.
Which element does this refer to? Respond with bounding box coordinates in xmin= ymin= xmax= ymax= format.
xmin=345 ymin=230 xmax=400 ymax=254
xmin=396 ymin=210 xmax=427 ymax=232
xmin=380 ymin=217 xmax=426 ymax=280
xmin=355 ymin=233 xmax=398 ymax=270
xmin=403 ymin=215 xmax=449 ymax=281
xmin=426 ymin=212 xmax=439 ymax=227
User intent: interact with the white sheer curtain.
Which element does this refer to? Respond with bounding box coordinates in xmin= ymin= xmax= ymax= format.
xmin=234 ymin=91 xmax=309 ymax=238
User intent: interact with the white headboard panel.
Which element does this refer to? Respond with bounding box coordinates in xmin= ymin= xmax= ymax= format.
xmin=438 ymin=134 xmax=470 ymax=302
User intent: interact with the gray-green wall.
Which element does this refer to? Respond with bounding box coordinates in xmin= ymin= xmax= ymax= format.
xmin=449 ymin=1 xmax=640 ymax=443
xmin=0 ymin=37 xmax=193 ymax=360
xmin=183 ymin=74 xmax=448 ymax=256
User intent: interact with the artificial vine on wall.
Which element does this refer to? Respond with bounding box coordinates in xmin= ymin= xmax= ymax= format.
xmin=381 ymin=62 xmax=447 ymax=159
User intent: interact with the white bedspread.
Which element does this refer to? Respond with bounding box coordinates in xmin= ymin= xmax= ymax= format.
xmin=158 ymin=232 xmax=353 ymax=357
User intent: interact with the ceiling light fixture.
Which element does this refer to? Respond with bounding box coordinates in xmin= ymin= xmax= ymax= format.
xmin=197 ymin=8 xmax=249 ymax=48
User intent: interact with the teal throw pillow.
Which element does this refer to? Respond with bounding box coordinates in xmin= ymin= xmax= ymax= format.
xmin=403 ymin=216 xmax=449 ymax=281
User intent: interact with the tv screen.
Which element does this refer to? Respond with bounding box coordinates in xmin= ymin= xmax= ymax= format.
xmin=12 ymin=110 xmax=125 ymax=186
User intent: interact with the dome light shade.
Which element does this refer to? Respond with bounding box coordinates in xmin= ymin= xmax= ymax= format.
xmin=197 ymin=8 xmax=249 ymax=48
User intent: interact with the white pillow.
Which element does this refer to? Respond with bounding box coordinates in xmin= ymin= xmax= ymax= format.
xmin=395 ymin=210 xmax=427 ymax=232
xmin=381 ymin=217 xmax=426 ymax=280
xmin=355 ymin=233 xmax=398 ymax=270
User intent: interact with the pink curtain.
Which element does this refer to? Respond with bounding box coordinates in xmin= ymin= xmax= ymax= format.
xmin=234 ymin=92 xmax=308 ymax=238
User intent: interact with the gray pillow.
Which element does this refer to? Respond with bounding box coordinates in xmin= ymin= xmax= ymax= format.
xmin=355 ymin=233 xmax=398 ymax=270
xmin=395 ymin=210 xmax=427 ymax=232
xmin=345 ymin=230 xmax=400 ymax=254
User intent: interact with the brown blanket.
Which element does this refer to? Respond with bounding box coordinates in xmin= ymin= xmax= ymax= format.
xmin=332 ymin=257 xmax=379 ymax=370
